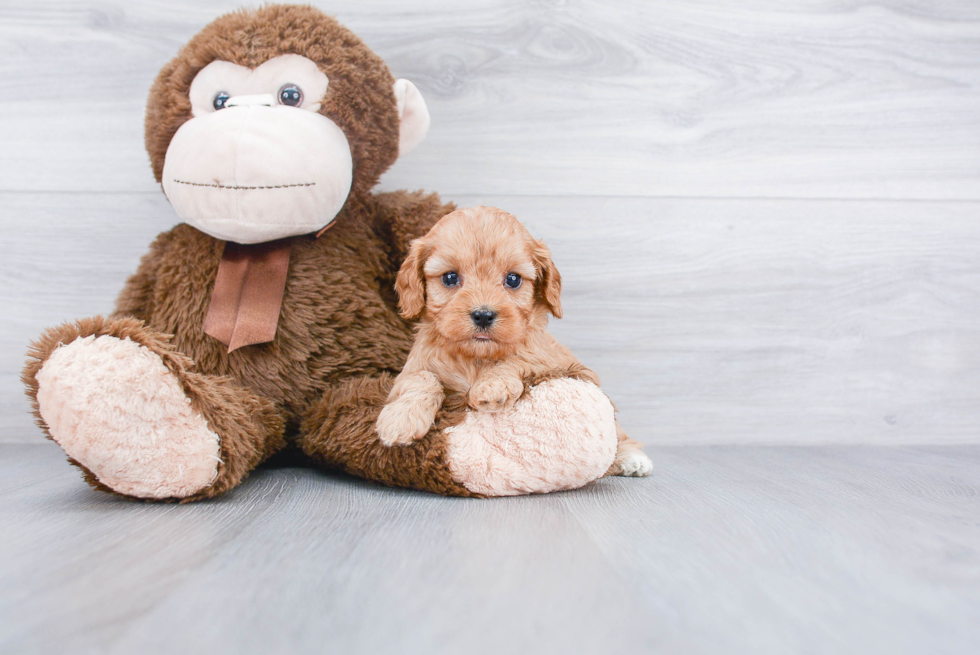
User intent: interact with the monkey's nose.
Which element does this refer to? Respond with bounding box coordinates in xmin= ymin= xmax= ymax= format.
xmin=224 ymin=93 xmax=276 ymax=108
xmin=470 ymin=308 xmax=497 ymax=329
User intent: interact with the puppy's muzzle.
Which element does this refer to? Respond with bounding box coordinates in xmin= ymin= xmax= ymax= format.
xmin=470 ymin=307 xmax=497 ymax=329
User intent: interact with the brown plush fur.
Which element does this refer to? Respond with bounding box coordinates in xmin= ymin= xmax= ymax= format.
xmin=299 ymin=375 xmax=480 ymax=497
xmin=24 ymin=316 xmax=286 ymax=501
xmin=375 ymin=207 xmax=644 ymax=470
xmin=23 ymin=5 xmax=465 ymax=499
xmin=146 ymin=5 xmax=400 ymax=199
xmin=107 ymin=192 xmax=453 ymax=429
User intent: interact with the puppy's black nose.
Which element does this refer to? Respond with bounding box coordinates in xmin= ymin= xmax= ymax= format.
xmin=470 ymin=308 xmax=497 ymax=329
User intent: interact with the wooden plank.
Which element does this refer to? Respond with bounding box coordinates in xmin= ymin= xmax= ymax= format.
xmin=1 ymin=443 xmax=977 ymax=654
xmin=0 ymin=1 xmax=978 ymax=198
xmin=2 ymin=192 xmax=979 ymax=445
xmin=478 ymin=194 xmax=980 ymax=446
xmin=559 ymin=445 xmax=980 ymax=655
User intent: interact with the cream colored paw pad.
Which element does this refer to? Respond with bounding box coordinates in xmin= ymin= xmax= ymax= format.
xmin=36 ymin=335 xmax=220 ymax=499
xmin=445 ymin=378 xmax=618 ymax=496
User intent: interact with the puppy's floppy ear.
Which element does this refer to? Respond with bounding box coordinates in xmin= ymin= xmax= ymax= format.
xmin=395 ymin=237 xmax=429 ymax=319
xmin=532 ymin=239 xmax=562 ymax=318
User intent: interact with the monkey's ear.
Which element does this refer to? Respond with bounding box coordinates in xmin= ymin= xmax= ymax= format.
xmin=393 ymin=79 xmax=430 ymax=157
xmin=532 ymin=239 xmax=563 ymax=319
xmin=395 ymin=237 xmax=429 ymax=319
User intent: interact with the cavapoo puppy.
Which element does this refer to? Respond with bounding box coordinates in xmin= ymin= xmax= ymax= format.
xmin=376 ymin=206 xmax=652 ymax=477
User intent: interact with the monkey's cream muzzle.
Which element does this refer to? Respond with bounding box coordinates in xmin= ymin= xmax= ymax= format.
xmin=162 ymin=100 xmax=353 ymax=244
xmin=162 ymin=54 xmax=429 ymax=245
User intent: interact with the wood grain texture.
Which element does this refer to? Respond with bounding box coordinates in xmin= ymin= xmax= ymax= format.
xmin=4 ymin=192 xmax=979 ymax=445
xmin=1 ymin=442 xmax=977 ymax=654
xmin=3 ymin=1 xmax=979 ymax=444
xmin=0 ymin=1 xmax=978 ymax=198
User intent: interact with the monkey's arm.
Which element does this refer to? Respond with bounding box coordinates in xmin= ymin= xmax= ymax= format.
xmin=370 ymin=190 xmax=456 ymax=269
xmin=111 ymin=229 xmax=176 ymax=322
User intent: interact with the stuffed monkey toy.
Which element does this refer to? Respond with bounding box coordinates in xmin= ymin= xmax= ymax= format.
xmin=23 ymin=5 xmax=647 ymax=501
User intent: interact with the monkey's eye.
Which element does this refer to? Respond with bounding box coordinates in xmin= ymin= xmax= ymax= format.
xmin=442 ymin=272 xmax=460 ymax=287
xmin=504 ymin=272 xmax=522 ymax=289
xmin=212 ymin=92 xmax=230 ymax=111
xmin=278 ymin=84 xmax=303 ymax=107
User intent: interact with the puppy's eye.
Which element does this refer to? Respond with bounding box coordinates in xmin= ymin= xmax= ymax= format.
xmin=442 ymin=271 xmax=460 ymax=287
xmin=213 ymin=91 xmax=230 ymax=111
xmin=504 ymin=272 xmax=522 ymax=289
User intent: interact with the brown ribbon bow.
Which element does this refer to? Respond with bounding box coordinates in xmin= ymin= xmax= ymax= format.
xmin=203 ymin=239 xmax=293 ymax=353
xmin=204 ymin=222 xmax=337 ymax=352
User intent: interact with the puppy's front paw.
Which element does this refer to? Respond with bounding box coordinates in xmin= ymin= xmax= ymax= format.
xmin=376 ymin=400 xmax=435 ymax=447
xmin=609 ymin=448 xmax=653 ymax=477
xmin=468 ymin=375 xmax=524 ymax=413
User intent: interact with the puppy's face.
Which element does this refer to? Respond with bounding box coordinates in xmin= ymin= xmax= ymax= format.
xmin=396 ymin=207 xmax=562 ymax=359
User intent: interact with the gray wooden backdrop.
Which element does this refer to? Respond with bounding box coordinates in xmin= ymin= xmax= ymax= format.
xmin=2 ymin=0 xmax=979 ymax=446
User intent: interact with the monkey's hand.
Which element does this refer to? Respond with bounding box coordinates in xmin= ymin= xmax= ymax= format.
xmin=376 ymin=371 xmax=444 ymax=446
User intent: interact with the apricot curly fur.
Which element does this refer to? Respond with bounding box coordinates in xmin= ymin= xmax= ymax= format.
xmin=379 ymin=207 xmax=639 ymax=460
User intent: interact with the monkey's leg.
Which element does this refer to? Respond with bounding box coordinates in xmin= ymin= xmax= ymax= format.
xmin=299 ymin=374 xmax=620 ymax=497
xmin=23 ymin=317 xmax=285 ymax=501
xmin=299 ymin=374 xmax=478 ymax=496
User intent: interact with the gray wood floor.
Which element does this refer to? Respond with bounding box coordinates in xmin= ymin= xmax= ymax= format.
xmin=2 ymin=442 xmax=978 ymax=654
xmin=2 ymin=1 xmax=980 ymax=653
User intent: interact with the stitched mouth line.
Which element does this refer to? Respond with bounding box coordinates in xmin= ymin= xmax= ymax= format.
xmin=172 ymin=179 xmax=316 ymax=190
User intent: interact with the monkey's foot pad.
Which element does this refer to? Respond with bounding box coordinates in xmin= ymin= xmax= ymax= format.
xmin=35 ymin=335 xmax=220 ymax=499
xmin=445 ymin=378 xmax=618 ymax=496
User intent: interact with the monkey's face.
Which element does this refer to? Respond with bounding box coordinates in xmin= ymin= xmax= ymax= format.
xmin=162 ymin=55 xmax=348 ymax=244
xmin=159 ymin=53 xmax=428 ymax=244
xmin=146 ymin=6 xmax=430 ymax=244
